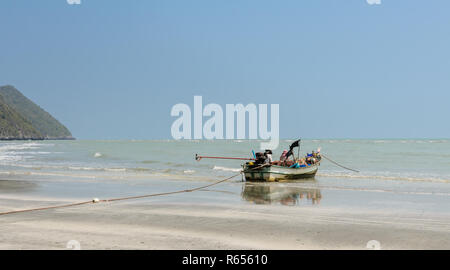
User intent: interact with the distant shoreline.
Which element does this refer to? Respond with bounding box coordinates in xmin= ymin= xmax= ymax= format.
xmin=0 ymin=137 xmax=75 ymax=141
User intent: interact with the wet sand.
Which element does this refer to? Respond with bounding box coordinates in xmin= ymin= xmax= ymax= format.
xmin=1 ymin=196 xmax=449 ymax=250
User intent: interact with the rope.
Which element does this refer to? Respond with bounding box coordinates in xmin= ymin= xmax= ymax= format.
xmin=103 ymin=173 xmax=239 ymax=203
xmin=0 ymin=201 xmax=93 ymax=217
xmin=321 ymin=154 xmax=360 ymax=173
xmin=0 ymin=164 xmax=267 ymax=217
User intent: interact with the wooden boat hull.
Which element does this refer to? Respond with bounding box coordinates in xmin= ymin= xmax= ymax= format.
xmin=243 ymin=164 xmax=319 ymax=182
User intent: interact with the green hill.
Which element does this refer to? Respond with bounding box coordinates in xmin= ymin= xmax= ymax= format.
xmin=0 ymin=95 xmax=43 ymax=139
xmin=0 ymin=85 xmax=73 ymax=140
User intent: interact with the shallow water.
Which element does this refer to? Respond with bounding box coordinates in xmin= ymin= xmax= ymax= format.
xmin=0 ymin=139 xmax=449 ymax=215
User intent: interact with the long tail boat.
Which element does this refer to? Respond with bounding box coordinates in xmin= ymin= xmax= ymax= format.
xmin=196 ymin=139 xmax=321 ymax=182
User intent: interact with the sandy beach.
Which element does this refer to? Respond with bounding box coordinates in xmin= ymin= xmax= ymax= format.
xmin=1 ymin=195 xmax=449 ymax=250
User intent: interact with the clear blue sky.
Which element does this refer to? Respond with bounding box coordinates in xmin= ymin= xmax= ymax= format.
xmin=1 ymin=0 xmax=449 ymax=139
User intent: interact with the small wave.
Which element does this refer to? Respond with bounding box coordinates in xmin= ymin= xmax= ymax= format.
xmin=0 ymin=155 xmax=24 ymax=162
xmin=317 ymin=172 xmax=450 ymax=183
xmin=213 ymin=166 xmax=241 ymax=172
xmin=7 ymin=163 xmax=101 ymax=171
xmin=313 ymin=184 xmax=450 ymax=197
xmin=0 ymin=142 xmax=51 ymax=164
xmin=183 ymin=169 xmax=195 ymax=174
xmin=68 ymin=166 xmax=98 ymax=171
xmin=0 ymin=142 xmax=43 ymax=151
xmin=128 ymin=167 xmax=151 ymax=172
xmin=94 ymin=152 xmax=103 ymax=158
xmin=12 ymin=151 xmax=52 ymax=155
xmin=0 ymin=171 xmax=97 ymax=179
xmin=141 ymin=160 xmax=159 ymax=164
xmin=1 ymin=163 xmax=157 ymax=174
xmin=104 ymin=168 xmax=126 ymax=172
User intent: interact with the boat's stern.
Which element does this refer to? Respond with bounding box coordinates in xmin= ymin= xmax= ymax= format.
xmin=243 ymin=162 xmax=276 ymax=182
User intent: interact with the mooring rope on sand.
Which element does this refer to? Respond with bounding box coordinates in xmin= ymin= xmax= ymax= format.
xmin=103 ymin=172 xmax=241 ymax=203
xmin=0 ymin=200 xmax=95 ymax=217
xmin=321 ymin=154 xmax=360 ymax=173
xmin=0 ymin=164 xmax=268 ymax=217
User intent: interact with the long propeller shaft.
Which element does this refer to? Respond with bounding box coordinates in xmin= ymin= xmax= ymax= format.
xmin=195 ymin=154 xmax=255 ymax=161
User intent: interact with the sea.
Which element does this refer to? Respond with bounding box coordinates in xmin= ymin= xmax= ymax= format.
xmin=1 ymin=139 xmax=449 ymax=215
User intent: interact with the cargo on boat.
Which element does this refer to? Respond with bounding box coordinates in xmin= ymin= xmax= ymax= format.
xmin=242 ymin=139 xmax=321 ymax=182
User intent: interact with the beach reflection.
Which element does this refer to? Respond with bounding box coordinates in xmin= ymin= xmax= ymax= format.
xmin=241 ymin=181 xmax=322 ymax=206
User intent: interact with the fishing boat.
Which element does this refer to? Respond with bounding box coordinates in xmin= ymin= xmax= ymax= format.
xmin=196 ymin=138 xmax=357 ymax=182
xmin=196 ymin=139 xmax=323 ymax=182
xmin=242 ymin=162 xmax=319 ymax=182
